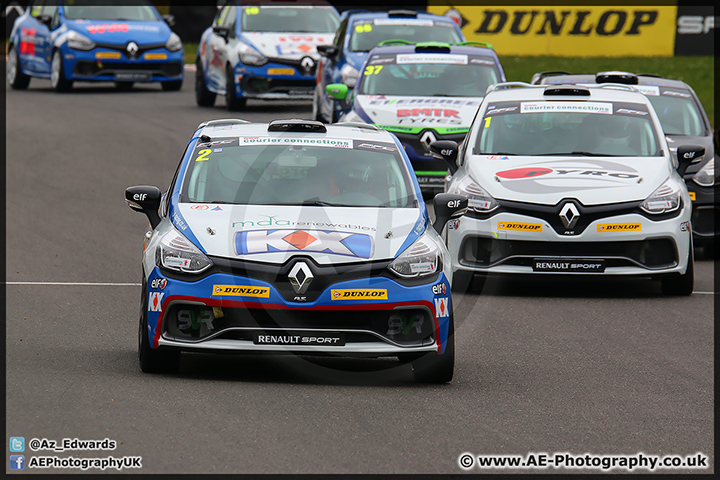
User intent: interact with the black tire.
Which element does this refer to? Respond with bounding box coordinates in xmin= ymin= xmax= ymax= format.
xmin=50 ymin=49 xmax=73 ymax=92
xmin=138 ymin=277 xmax=180 ymax=373
xmin=114 ymin=81 xmax=134 ymax=91
xmin=161 ymin=79 xmax=183 ymax=91
xmin=225 ymin=65 xmax=246 ymax=111
xmin=660 ymin=251 xmax=694 ymax=296
xmin=7 ymin=45 xmax=31 ymax=90
xmin=195 ymin=60 xmax=216 ymax=107
xmin=411 ymin=313 xmax=455 ymax=383
xmin=451 ymin=270 xmax=487 ymax=294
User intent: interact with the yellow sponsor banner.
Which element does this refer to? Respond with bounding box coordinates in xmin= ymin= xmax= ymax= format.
xmin=267 ymin=68 xmax=295 ymax=75
xmin=427 ymin=4 xmax=677 ymax=56
xmin=331 ymin=289 xmax=388 ymax=300
xmin=144 ymin=52 xmax=168 ymax=60
xmin=212 ymin=285 xmax=270 ymax=298
xmin=95 ymin=52 xmax=121 ymax=59
xmin=596 ymin=223 xmax=642 ymax=232
xmin=497 ymin=222 xmax=542 ymax=232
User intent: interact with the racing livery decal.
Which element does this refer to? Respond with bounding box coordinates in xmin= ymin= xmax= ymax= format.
xmin=596 ymin=223 xmax=642 ymax=232
xmin=212 ymin=285 xmax=271 ymax=297
xmin=331 ymin=289 xmax=388 ymax=300
xmin=434 ymin=297 xmax=449 ymax=318
xmin=149 ymin=292 xmax=164 ymax=312
xmin=234 ymin=230 xmax=374 ymax=258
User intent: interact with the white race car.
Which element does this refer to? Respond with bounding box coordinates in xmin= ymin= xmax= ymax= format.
xmin=436 ymin=82 xmax=703 ymax=295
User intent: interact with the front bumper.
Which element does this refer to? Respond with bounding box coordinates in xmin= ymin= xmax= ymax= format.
xmin=447 ymin=209 xmax=692 ymax=277
xmin=145 ymin=268 xmax=451 ymax=357
xmin=234 ymin=62 xmax=316 ymax=100
xmin=63 ymin=45 xmax=184 ymax=82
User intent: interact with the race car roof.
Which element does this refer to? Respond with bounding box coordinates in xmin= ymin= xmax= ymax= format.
xmin=346 ymin=10 xmax=458 ymax=25
xmin=484 ymin=82 xmax=652 ymax=105
xmin=532 ymin=71 xmax=691 ymax=91
xmin=194 ymin=119 xmax=395 ymax=143
xmin=365 ymin=42 xmax=498 ymax=59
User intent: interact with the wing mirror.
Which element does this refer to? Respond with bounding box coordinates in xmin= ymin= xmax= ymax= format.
xmin=677 ymin=145 xmax=705 ymax=177
xmin=429 ymin=140 xmax=459 ymax=174
xmin=126 ymin=186 xmax=162 ymax=229
xmin=432 ymin=193 xmax=468 ymax=233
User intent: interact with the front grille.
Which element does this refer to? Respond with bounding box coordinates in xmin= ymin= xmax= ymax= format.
xmin=459 ymin=237 xmax=678 ymax=270
xmin=73 ymin=61 xmax=183 ymax=77
xmin=163 ymin=303 xmax=435 ymax=346
xmin=393 ymin=131 xmax=467 ymax=158
xmin=241 ymin=77 xmax=315 ymax=95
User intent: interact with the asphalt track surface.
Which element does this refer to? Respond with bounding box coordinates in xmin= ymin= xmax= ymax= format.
xmin=5 ymin=74 xmax=715 ymax=475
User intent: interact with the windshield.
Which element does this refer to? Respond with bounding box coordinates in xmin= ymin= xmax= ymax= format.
xmin=182 ymin=137 xmax=418 ymax=208
xmin=241 ymin=6 xmax=339 ymax=33
xmin=474 ymin=100 xmax=663 ymax=157
xmin=645 ymin=90 xmax=706 ymax=136
xmin=350 ymin=21 xmax=461 ymax=52
xmin=63 ymin=1 xmax=158 ymax=21
xmin=359 ymin=53 xmax=499 ymax=97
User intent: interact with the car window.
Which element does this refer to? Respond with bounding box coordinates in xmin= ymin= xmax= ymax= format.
xmin=42 ymin=1 xmax=58 ymax=19
xmin=359 ymin=53 xmax=500 ymax=97
xmin=62 ymin=0 xmax=159 ymax=21
xmin=349 ymin=20 xmax=461 ymax=52
xmin=241 ymin=6 xmax=339 ymax=33
xmin=333 ymin=18 xmax=347 ymax=50
xmin=645 ymin=91 xmax=706 ymax=136
xmin=474 ymin=100 xmax=663 ymax=157
xmin=215 ymin=5 xmax=230 ymax=27
xmin=221 ymin=5 xmax=236 ymax=35
xmin=30 ymin=1 xmax=44 ymax=18
xmin=182 ymin=138 xmax=418 ymax=208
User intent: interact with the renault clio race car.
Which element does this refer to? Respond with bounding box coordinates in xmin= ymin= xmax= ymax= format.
xmin=7 ymin=0 xmax=183 ymax=92
xmin=439 ymin=82 xmax=702 ymax=295
xmin=195 ymin=0 xmax=339 ymax=110
xmin=532 ymin=71 xmax=717 ymax=255
xmin=327 ymin=40 xmax=506 ymax=195
xmin=313 ymin=9 xmax=464 ymax=123
xmin=125 ymin=119 xmax=467 ymax=382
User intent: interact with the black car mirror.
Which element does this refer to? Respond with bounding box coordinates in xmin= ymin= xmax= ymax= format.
xmin=432 ymin=193 xmax=468 ymax=233
xmin=126 ymin=186 xmax=162 ymax=229
xmin=429 ymin=140 xmax=459 ymax=174
xmin=213 ymin=25 xmax=230 ymax=42
xmin=677 ymin=145 xmax=705 ymax=177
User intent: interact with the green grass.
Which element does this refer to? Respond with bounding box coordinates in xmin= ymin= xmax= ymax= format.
xmin=184 ymin=42 xmax=198 ymax=66
xmin=500 ymin=56 xmax=715 ymax=129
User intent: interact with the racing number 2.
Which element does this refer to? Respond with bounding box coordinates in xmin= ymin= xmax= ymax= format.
xmin=364 ymin=65 xmax=383 ymax=76
xmin=195 ymin=149 xmax=212 ymax=162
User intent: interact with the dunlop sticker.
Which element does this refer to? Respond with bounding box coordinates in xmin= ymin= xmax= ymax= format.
xmin=331 ymin=289 xmax=388 ymax=300
xmin=596 ymin=223 xmax=642 ymax=232
xmin=213 ymin=285 xmax=270 ymax=298
xmin=497 ymin=222 xmax=542 ymax=232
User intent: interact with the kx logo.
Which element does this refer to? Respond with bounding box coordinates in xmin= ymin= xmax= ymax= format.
xmin=434 ymin=297 xmax=449 ymax=318
xmin=235 ymin=230 xmax=374 ymax=258
xmin=149 ymin=292 xmax=164 ymax=312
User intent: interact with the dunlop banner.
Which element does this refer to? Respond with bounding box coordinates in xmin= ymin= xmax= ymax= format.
xmin=427 ymin=4 xmax=677 ymax=56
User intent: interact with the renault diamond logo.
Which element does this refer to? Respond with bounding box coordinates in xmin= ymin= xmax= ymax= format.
xmin=288 ymin=261 xmax=313 ymax=294
xmin=126 ymin=41 xmax=139 ymax=57
xmin=419 ymin=131 xmax=437 ymax=152
xmin=559 ymin=202 xmax=580 ymax=229
xmin=300 ymin=56 xmax=315 ymax=74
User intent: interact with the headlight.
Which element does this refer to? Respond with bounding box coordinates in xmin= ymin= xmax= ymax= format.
xmin=165 ymin=32 xmax=182 ymax=52
xmin=238 ymin=42 xmax=267 ymax=66
xmin=640 ymin=179 xmax=682 ymax=214
xmin=156 ymin=229 xmax=213 ymax=274
xmin=66 ymin=30 xmax=95 ymax=51
xmin=449 ymin=176 xmax=498 ymax=213
xmin=693 ymin=157 xmax=715 ymax=187
xmin=388 ymin=232 xmax=442 ymax=278
xmin=340 ymin=64 xmax=359 ymax=88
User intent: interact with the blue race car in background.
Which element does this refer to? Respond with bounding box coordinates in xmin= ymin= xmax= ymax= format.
xmin=7 ymin=0 xmax=184 ymax=92
xmin=313 ymin=9 xmax=465 ymax=123
xmin=195 ymin=0 xmax=340 ymax=110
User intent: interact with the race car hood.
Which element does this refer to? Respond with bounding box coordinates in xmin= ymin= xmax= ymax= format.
xmin=354 ymin=94 xmax=482 ymax=130
xmin=175 ymin=204 xmax=425 ymax=264
xmin=67 ymin=19 xmax=171 ymax=44
xmin=467 ymin=155 xmax=675 ymax=206
xmin=665 ymin=134 xmax=715 ymax=175
xmin=242 ymin=33 xmax=334 ymax=58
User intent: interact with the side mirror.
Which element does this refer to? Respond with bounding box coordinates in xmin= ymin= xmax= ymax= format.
xmin=432 ymin=193 xmax=468 ymax=233
xmin=126 ymin=186 xmax=162 ymax=229
xmin=317 ymin=44 xmax=338 ymax=58
xmin=429 ymin=140 xmax=459 ymax=174
xmin=212 ymin=25 xmax=230 ymax=41
xmin=326 ymin=83 xmax=348 ymax=101
xmin=38 ymin=13 xmax=53 ymax=28
xmin=676 ymin=145 xmax=705 ymax=177
xmin=162 ymin=14 xmax=176 ymax=26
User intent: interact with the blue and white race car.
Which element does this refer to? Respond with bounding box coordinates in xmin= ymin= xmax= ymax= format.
xmin=125 ymin=119 xmax=467 ymax=382
xmin=7 ymin=0 xmax=184 ymax=92
xmin=195 ymin=0 xmax=339 ymax=110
